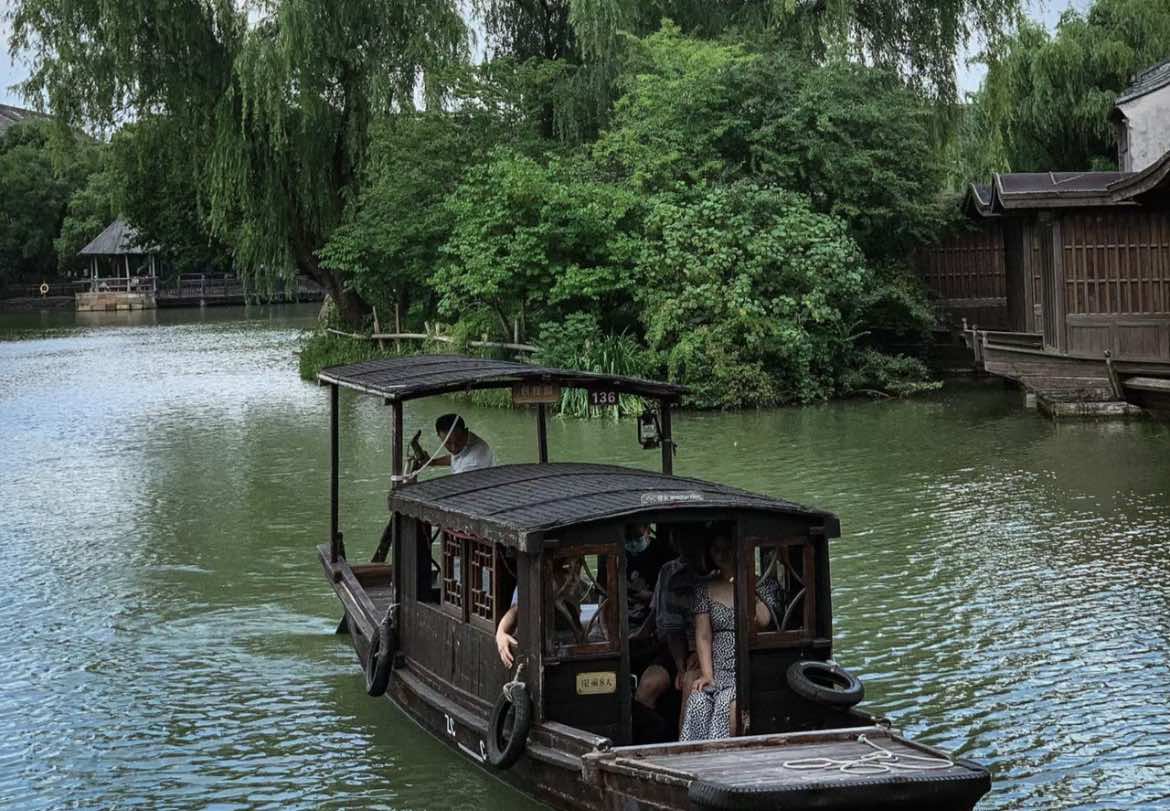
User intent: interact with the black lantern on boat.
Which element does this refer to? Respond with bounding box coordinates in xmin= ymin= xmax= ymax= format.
xmin=638 ymin=407 xmax=661 ymax=449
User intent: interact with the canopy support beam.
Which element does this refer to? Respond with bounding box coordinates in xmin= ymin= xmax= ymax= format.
xmin=659 ymin=401 xmax=673 ymax=475
xmin=329 ymin=383 xmax=340 ymax=563
xmin=537 ymin=403 xmax=549 ymax=463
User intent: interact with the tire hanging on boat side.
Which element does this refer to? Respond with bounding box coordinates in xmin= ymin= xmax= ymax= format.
xmin=786 ymin=660 xmax=864 ymax=708
xmin=486 ymin=682 xmax=531 ymax=769
xmin=365 ymin=617 xmax=394 ymax=697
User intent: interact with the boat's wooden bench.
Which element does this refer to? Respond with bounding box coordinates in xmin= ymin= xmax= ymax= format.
xmin=583 ymin=726 xmax=990 ymax=810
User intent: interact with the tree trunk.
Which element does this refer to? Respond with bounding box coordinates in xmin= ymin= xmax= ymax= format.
xmin=292 ymin=230 xmax=371 ymax=327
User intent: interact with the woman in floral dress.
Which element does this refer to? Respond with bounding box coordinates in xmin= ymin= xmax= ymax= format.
xmin=680 ymin=535 xmax=781 ymax=741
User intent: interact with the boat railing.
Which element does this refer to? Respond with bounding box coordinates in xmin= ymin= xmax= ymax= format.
xmin=981 ymin=330 xmax=1044 ymax=349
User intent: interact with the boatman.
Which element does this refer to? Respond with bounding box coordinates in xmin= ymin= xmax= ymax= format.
xmin=416 ymin=413 xmax=496 ymax=474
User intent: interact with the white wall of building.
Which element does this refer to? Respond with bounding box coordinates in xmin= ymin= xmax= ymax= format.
xmin=1117 ymin=83 xmax=1170 ymax=173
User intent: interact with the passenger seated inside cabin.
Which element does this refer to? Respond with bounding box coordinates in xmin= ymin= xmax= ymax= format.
xmin=631 ymin=534 xmax=707 ymax=743
xmin=414 ymin=413 xmax=496 ymax=474
xmin=624 ymin=523 xmax=672 ymax=629
xmin=680 ymin=535 xmax=781 ymax=741
xmin=495 ymin=555 xmax=608 ymax=667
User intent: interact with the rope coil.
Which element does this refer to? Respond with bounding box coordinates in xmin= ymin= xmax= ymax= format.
xmin=503 ymin=662 xmax=526 ymax=702
xmin=782 ymin=734 xmax=953 ymax=776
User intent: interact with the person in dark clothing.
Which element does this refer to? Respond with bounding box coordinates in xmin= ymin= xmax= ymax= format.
xmin=625 ymin=524 xmax=672 ymax=629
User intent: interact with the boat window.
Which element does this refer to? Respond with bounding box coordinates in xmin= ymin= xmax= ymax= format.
xmin=545 ymin=547 xmax=620 ymax=658
xmin=441 ymin=530 xmax=465 ymax=618
xmin=468 ymin=536 xmax=496 ymax=631
xmin=750 ymin=539 xmax=815 ymax=645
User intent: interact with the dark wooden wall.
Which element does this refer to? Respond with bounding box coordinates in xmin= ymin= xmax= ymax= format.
xmin=1057 ymin=209 xmax=1170 ymax=361
xmin=916 ymin=224 xmax=1011 ymax=330
xmin=398 ymin=516 xmax=512 ymax=709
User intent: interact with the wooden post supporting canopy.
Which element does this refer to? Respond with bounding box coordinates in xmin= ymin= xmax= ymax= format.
xmin=391 ymin=400 xmax=404 ymax=488
xmin=329 ymin=383 xmax=340 ymax=563
xmin=537 ymin=403 xmax=549 ymax=463
xmin=733 ymin=524 xmax=752 ymax=736
xmin=659 ymin=400 xmax=673 ymax=475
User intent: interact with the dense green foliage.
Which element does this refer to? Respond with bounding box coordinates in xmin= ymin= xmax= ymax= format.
xmin=637 ymin=184 xmax=867 ymax=407
xmin=109 ymin=119 xmax=232 ymax=276
xmin=955 ymin=0 xmax=1170 ymax=179
xmin=307 ymin=28 xmax=946 ymax=408
xmin=11 ymin=0 xmax=1044 ymax=407
xmin=0 ymin=120 xmax=102 ymax=284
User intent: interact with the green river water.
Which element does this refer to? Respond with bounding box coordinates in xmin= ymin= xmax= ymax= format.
xmin=1 ymin=305 xmax=1168 ymax=810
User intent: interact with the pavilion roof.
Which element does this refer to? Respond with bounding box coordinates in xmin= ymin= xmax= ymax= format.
xmin=79 ymin=218 xmax=155 ymax=256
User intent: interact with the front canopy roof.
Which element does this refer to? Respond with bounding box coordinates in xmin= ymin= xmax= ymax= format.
xmin=318 ymin=354 xmax=688 ymax=402
xmin=389 ymin=462 xmax=840 ymax=549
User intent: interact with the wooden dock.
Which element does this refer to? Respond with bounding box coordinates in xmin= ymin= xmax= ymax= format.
xmin=1 ymin=273 xmax=328 ymax=312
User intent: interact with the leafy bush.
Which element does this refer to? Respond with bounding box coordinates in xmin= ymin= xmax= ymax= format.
xmin=297 ymin=330 xmax=396 ymax=381
xmin=841 ymin=349 xmax=942 ymax=398
xmin=637 ymin=183 xmax=868 ymax=408
xmin=434 ymin=149 xmax=643 ymax=339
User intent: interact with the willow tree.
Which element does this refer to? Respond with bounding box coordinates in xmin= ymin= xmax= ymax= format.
xmin=575 ymin=0 xmax=1026 ymax=96
xmin=10 ymin=0 xmax=466 ymax=322
xmin=471 ymin=0 xmax=1023 ymax=144
xmin=955 ymin=0 xmax=1170 ymax=179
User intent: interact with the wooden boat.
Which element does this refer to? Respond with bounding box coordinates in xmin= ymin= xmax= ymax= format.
xmin=1122 ymin=376 xmax=1170 ymax=419
xmin=316 ymin=355 xmax=991 ymax=810
xmin=965 ymin=326 xmax=1170 ymax=416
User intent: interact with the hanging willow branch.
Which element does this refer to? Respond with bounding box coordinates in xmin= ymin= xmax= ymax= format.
xmin=10 ymin=0 xmax=468 ymax=321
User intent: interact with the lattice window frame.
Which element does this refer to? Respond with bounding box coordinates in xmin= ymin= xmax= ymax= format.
xmin=748 ymin=537 xmax=817 ymax=648
xmin=467 ymin=536 xmax=497 ymax=632
xmin=543 ymin=545 xmax=621 ymax=660
xmin=441 ymin=530 xmax=466 ymax=620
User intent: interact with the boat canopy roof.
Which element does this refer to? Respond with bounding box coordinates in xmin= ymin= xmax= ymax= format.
xmin=319 ymin=354 xmax=688 ymax=403
xmin=389 ymin=463 xmax=840 ymax=549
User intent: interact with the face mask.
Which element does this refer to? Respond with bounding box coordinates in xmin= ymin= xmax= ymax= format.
xmin=625 ymin=535 xmax=650 ymax=555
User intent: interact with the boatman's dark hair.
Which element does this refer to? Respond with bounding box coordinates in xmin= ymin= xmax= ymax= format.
xmin=435 ymin=413 xmax=466 ymax=434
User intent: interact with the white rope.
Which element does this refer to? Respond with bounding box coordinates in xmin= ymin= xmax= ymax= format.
xmin=503 ymin=662 xmax=526 ymax=702
xmin=391 ymin=422 xmax=458 ymax=483
xmin=782 ymin=734 xmax=953 ymax=776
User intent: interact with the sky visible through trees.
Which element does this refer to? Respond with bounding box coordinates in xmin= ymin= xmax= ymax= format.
xmin=0 ymin=1 xmax=1090 ymax=108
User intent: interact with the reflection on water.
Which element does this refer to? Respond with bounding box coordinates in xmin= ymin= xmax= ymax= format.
xmin=2 ymin=305 xmax=1169 ymax=809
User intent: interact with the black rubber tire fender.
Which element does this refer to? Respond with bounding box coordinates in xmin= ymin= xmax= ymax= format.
xmin=365 ymin=619 xmax=394 ymax=697
xmin=486 ymin=683 xmax=531 ymax=769
xmin=786 ymin=660 xmax=864 ymax=708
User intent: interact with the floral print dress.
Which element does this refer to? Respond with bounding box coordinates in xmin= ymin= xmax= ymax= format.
xmin=680 ymin=577 xmax=782 ymax=741
xmin=680 ymin=583 xmax=737 ymax=741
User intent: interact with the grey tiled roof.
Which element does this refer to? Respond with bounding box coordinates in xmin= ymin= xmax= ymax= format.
xmin=1117 ymin=59 xmax=1170 ymax=105
xmin=79 ymin=218 xmax=152 ymax=256
xmin=388 ymin=463 xmax=839 ymax=543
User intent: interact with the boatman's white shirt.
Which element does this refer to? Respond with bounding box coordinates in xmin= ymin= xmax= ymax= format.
xmin=451 ymin=432 xmax=496 ymax=473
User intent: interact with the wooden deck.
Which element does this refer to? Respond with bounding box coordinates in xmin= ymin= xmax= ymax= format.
xmin=586 ymin=727 xmax=990 ymax=810
xmin=633 ymin=734 xmax=968 ymax=787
